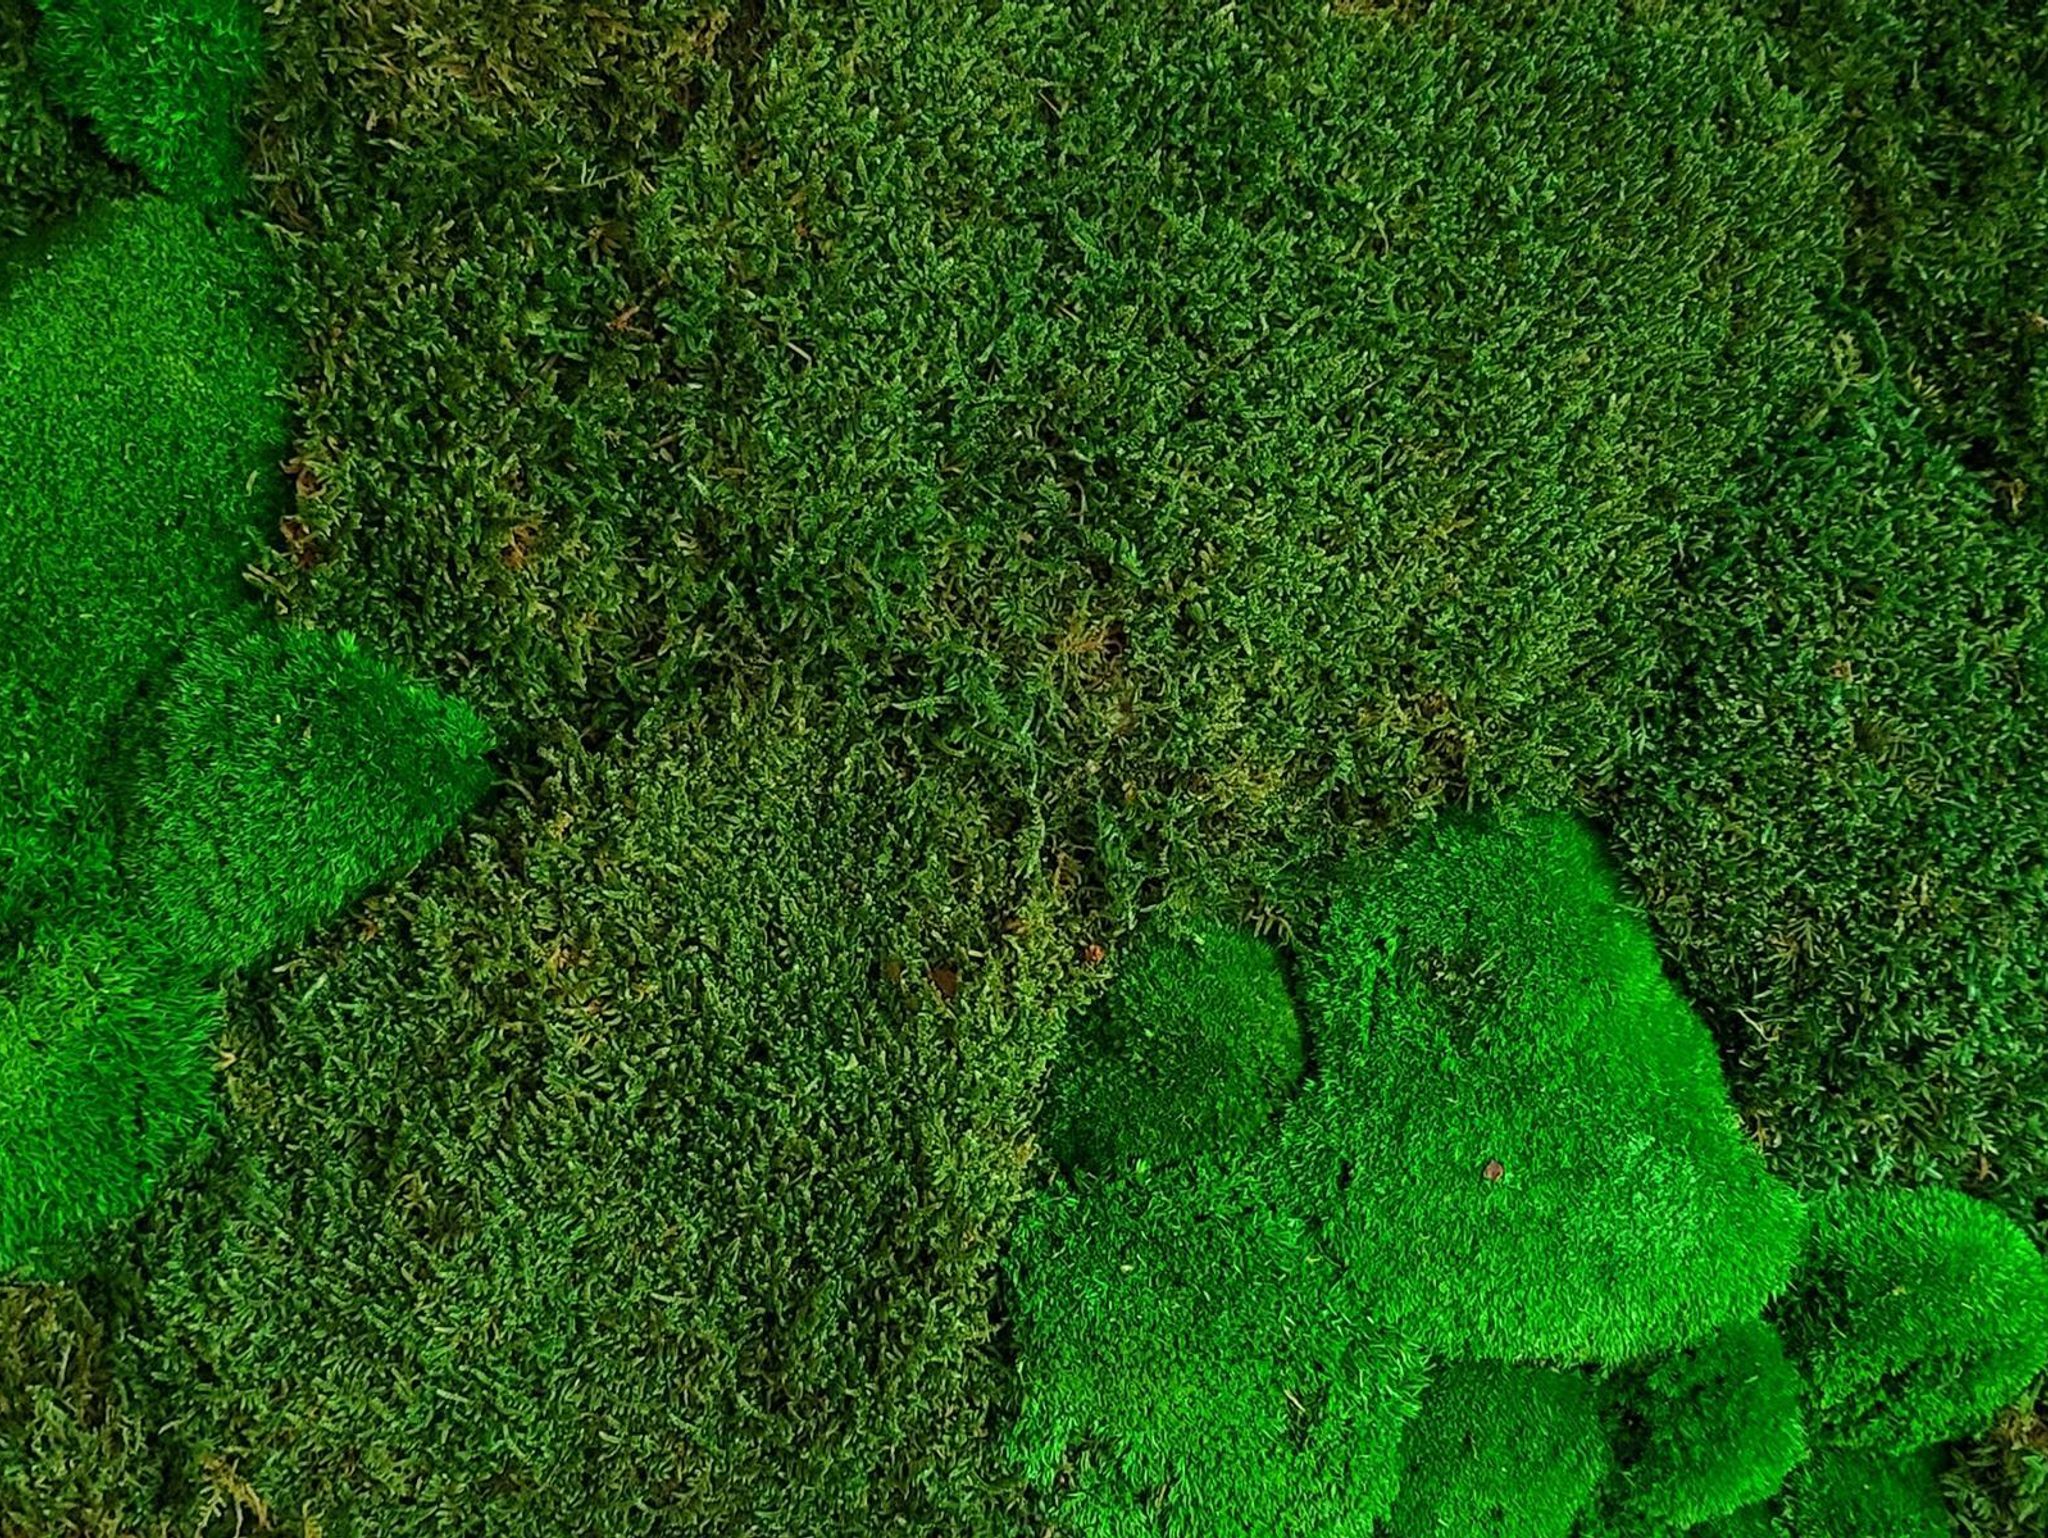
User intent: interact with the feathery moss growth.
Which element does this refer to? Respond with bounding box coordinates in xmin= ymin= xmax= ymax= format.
xmin=30 ymin=0 xmax=261 ymax=206
xmin=1044 ymin=919 xmax=1302 ymax=1176
xmin=0 ymin=193 xmax=285 ymax=921
xmin=244 ymin=0 xmax=1841 ymax=900
xmin=0 ymin=1282 xmax=145 ymax=1535
xmin=0 ymin=924 xmax=221 ymax=1279
xmin=1383 ymin=1362 xmax=1607 ymax=1538
xmin=1283 ymin=807 xmax=1807 ymax=1362
xmin=119 ymin=618 xmax=496 ymax=974
xmin=1590 ymin=1319 xmax=1807 ymax=1535
xmin=1779 ymin=1184 xmax=2048 ymax=1452
xmin=1745 ymin=0 xmax=2048 ymax=506
xmin=100 ymin=693 xmax=1082 ymax=1535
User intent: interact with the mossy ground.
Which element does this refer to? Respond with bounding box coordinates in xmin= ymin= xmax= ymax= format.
xmin=3 ymin=0 xmax=2046 ymax=1533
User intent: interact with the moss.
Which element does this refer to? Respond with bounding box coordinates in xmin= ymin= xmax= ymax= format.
xmin=1383 ymin=1361 xmax=1608 ymax=1538
xmin=118 ymin=617 xmax=495 ymax=974
xmin=1780 ymin=1444 xmax=1952 ymax=1538
xmin=1779 ymin=1184 xmax=2048 ymax=1452
xmin=31 ymin=0 xmax=262 ymax=206
xmin=0 ymin=194 xmax=286 ymax=924
xmin=1589 ymin=1319 xmax=1806 ymax=1534
xmin=1045 ymin=918 xmax=1303 ymax=1176
xmin=1005 ymin=1152 xmax=1424 ymax=1538
xmin=0 ymin=923 xmax=221 ymax=1278
xmin=1284 ymin=807 xmax=1807 ymax=1362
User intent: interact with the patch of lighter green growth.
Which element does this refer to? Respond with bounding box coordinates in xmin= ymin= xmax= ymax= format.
xmin=1382 ymin=1361 xmax=1608 ymax=1538
xmin=0 ymin=923 xmax=219 ymax=1278
xmin=1285 ymin=805 xmax=1809 ymax=1363
xmin=1778 ymin=1184 xmax=2048 ymax=1453
xmin=0 ymin=66 xmax=495 ymax=1275
xmin=117 ymin=616 xmax=497 ymax=975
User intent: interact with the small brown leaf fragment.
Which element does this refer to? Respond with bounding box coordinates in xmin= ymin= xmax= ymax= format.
xmin=882 ymin=958 xmax=904 ymax=986
xmin=1079 ymin=942 xmax=1105 ymax=965
xmin=929 ymin=964 xmax=959 ymax=1001
xmin=282 ymin=456 xmax=324 ymax=501
xmin=503 ymin=522 xmax=538 ymax=569
xmin=278 ymin=514 xmax=320 ymax=569
xmin=1482 ymin=1159 xmax=1505 ymax=1182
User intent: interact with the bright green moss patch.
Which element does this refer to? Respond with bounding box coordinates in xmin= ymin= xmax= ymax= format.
xmin=0 ymin=924 xmax=220 ymax=1279
xmin=1780 ymin=1184 xmax=2048 ymax=1452
xmin=1383 ymin=1361 xmax=1607 ymax=1538
xmin=1005 ymin=1154 xmax=1424 ymax=1538
xmin=1285 ymin=807 xmax=1807 ymax=1362
xmin=1045 ymin=919 xmax=1303 ymax=1176
xmin=31 ymin=0 xmax=261 ymax=206
xmin=0 ymin=193 xmax=285 ymax=919
xmin=119 ymin=618 xmax=496 ymax=973
xmin=1590 ymin=1319 xmax=1807 ymax=1534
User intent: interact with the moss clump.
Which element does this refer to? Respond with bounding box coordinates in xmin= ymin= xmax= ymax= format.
xmin=1383 ymin=1361 xmax=1608 ymax=1538
xmin=1779 ymin=1184 xmax=2048 ymax=1452
xmin=1589 ymin=1319 xmax=1807 ymax=1534
xmin=1285 ymin=807 xmax=1807 ymax=1362
xmin=1006 ymin=1152 xmax=1425 ymax=1538
xmin=0 ymin=195 xmax=284 ymax=919
xmin=1045 ymin=919 xmax=1303 ymax=1176
xmin=30 ymin=0 xmax=262 ymax=206
xmin=119 ymin=618 xmax=496 ymax=974
xmin=0 ymin=923 xmax=220 ymax=1278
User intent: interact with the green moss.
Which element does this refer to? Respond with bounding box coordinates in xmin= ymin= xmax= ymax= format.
xmin=0 ymin=193 xmax=286 ymax=923
xmin=1283 ymin=807 xmax=1807 ymax=1362
xmin=1744 ymin=0 xmax=2048 ymax=505
xmin=0 ymin=1282 xmax=146 ymax=1535
xmin=0 ymin=0 xmax=134 ymax=244
xmin=1045 ymin=918 xmax=1303 ymax=1176
xmin=1590 ymin=1319 xmax=1807 ymax=1534
xmin=31 ymin=0 xmax=262 ymax=206
xmin=1779 ymin=1185 xmax=2048 ymax=1453
xmin=1599 ymin=332 xmax=2048 ymax=1537
xmin=1384 ymin=1361 xmax=1607 ymax=1538
xmin=118 ymin=617 xmax=495 ymax=974
xmin=1598 ymin=299 xmax=2048 ymax=1328
xmin=243 ymin=0 xmax=1840 ymax=902
xmin=1779 ymin=1444 xmax=1952 ymax=1538
xmin=1005 ymin=1152 xmax=1424 ymax=1538
xmin=0 ymin=922 xmax=221 ymax=1279
xmin=3 ymin=0 xmax=2037 ymax=1530
xmin=1694 ymin=1503 xmax=1783 ymax=1538
xmin=107 ymin=692 xmax=1082 ymax=1535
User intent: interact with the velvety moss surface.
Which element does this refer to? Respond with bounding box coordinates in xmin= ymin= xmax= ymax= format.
xmin=3 ymin=0 xmax=2046 ymax=1532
